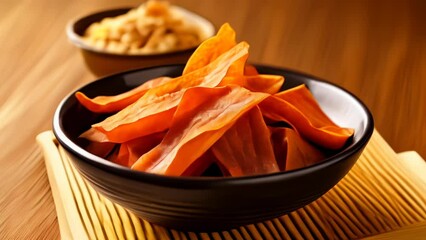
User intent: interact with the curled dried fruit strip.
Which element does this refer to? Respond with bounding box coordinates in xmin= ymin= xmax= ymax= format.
xmin=211 ymin=106 xmax=279 ymax=177
xmin=75 ymin=76 xmax=173 ymax=113
xmin=244 ymin=74 xmax=284 ymax=94
xmin=275 ymin=84 xmax=342 ymax=128
xmin=82 ymin=91 xmax=181 ymax=143
xmin=183 ymin=22 xmax=248 ymax=79
xmin=244 ymin=64 xmax=259 ymax=76
xmin=111 ymin=131 xmax=165 ymax=167
xmin=183 ymin=23 xmax=236 ymax=74
xmin=181 ymin=150 xmax=216 ymax=177
xmin=270 ymin=127 xmax=325 ymax=171
xmin=220 ymin=74 xmax=284 ymax=94
xmin=131 ymin=85 xmax=269 ymax=176
xmin=84 ymin=141 xmax=117 ymax=159
xmin=260 ymin=85 xmax=354 ymax=150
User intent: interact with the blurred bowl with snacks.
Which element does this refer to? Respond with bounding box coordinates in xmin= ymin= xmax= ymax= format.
xmin=67 ymin=0 xmax=215 ymax=76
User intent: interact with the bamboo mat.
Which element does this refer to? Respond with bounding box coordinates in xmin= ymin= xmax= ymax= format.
xmin=36 ymin=130 xmax=426 ymax=240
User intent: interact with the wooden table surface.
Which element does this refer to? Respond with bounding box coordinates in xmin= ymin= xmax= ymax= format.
xmin=1 ymin=0 xmax=425 ymax=239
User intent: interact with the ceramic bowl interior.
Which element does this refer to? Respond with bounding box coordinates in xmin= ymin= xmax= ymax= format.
xmin=66 ymin=7 xmax=215 ymax=77
xmin=53 ymin=65 xmax=374 ymax=231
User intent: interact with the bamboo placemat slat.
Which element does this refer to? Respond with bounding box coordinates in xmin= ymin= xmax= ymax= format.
xmin=36 ymin=130 xmax=426 ymax=240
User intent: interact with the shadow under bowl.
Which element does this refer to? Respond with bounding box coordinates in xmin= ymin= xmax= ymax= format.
xmin=52 ymin=65 xmax=374 ymax=231
xmin=66 ymin=7 xmax=215 ymax=77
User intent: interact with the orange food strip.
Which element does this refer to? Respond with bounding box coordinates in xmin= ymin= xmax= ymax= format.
xmin=82 ymin=41 xmax=250 ymax=143
xmin=225 ymin=53 xmax=248 ymax=78
xmin=131 ymin=85 xmax=269 ymax=176
xmin=82 ymin=92 xmax=181 ymax=143
xmin=182 ymin=23 xmax=236 ymax=75
xmin=219 ymin=74 xmax=284 ymax=94
xmin=243 ymin=74 xmax=284 ymax=94
xmin=244 ymin=64 xmax=259 ymax=76
xmin=181 ymin=150 xmax=216 ymax=177
xmin=183 ymin=23 xmax=247 ymax=80
xmin=75 ymin=77 xmax=173 ymax=113
xmin=275 ymin=84 xmax=342 ymax=128
xmin=84 ymin=141 xmax=117 ymax=159
xmin=110 ymin=143 xmax=129 ymax=167
xmin=80 ymin=127 xmax=109 ymax=142
xmin=259 ymin=86 xmax=354 ymax=149
xmin=211 ymin=106 xmax=279 ymax=177
xmin=270 ymin=127 xmax=326 ymax=171
xmin=111 ymin=131 xmax=165 ymax=167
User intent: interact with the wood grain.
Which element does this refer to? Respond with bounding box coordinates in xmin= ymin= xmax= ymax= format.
xmin=0 ymin=0 xmax=425 ymax=239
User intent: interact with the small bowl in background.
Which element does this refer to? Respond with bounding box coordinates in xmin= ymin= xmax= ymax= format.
xmin=52 ymin=65 xmax=374 ymax=231
xmin=66 ymin=7 xmax=215 ymax=77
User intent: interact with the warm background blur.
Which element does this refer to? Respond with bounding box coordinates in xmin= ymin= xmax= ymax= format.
xmin=1 ymin=0 xmax=425 ymax=238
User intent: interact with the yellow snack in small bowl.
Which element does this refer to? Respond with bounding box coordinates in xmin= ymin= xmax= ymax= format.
xmin=83 ymin=0 xmax=206 ymax=55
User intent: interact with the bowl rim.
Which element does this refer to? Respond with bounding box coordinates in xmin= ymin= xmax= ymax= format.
xmin=66 ymin=6 xmax=216 ymax=57
xmin=53 ymin=64 xmax=374 ymax=188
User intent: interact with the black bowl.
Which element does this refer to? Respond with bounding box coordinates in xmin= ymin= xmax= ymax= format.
xmin=52 ymin=65 xmax=374 ymax=231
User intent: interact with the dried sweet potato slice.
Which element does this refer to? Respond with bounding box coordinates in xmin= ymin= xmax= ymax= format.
xmin=183 ymin=23 xmax=248 ymax=80
xmin=75 ymin=77 xmax=173 ymax=113
xmin=244 ymin=64 xmax=259 ymax=76
xmin=225 ymin=53 xmax=248 ymax=78
xmin=82 ymin=91 xmax=181 ymax=143
xmin=82 ymin=42 xmax=250 ymax=143
xmin=111 ymin=131 xmax=165 ymax=167
xmin=275 ymin=84 xmax=342 ymax=128
xmin=244 ymin=74 xmax=284 ymax=94
xmin=110 ymin=143 xmax=129 ymax=167
xmin=182 ymin=23 xmax=236 ymax=75
xmin=181 ymin=150 xmax=216 ymax=177
xmin=219 ymin=74 xmax=284 ymax=94
xmin=131 ymin=85 xmax=269 ymax=176
xmin=270 ymin=127 xmax=326 ymax=171
xmin=84 ymin=141 xmax=117 ymax=159
xmin=211 ymin=106 xmax=279 ymax=177
xmin=259 ymin=86 xmax=354 ymax=149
